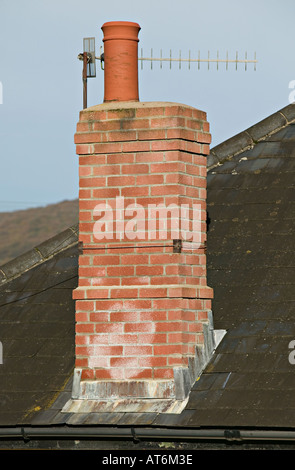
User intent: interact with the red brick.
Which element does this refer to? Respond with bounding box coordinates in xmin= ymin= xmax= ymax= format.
xmin=107 ymin=266 xmax=134 ymax=277
xmin=139 ymin=311 xmax=167 ymax=321
xmin=121 ymin=186 xmax=149 ymax=197
xmin=124 ymin=323 xmax=155 ymax=333
xmin=167 ymin=332 xmax=185 ymax=344
xmin=120 ymin=118 xmax=150 ymax=129
xmin=107 ymin=153 xmax=135 ymax=164
xmin=76 ymin=300 xmax=95 ymax=311
xmin=93 ymin=345 xmax=123 ymax=356
xmin=138 ymin=356 xmax=167 ymax=367
xmin=89 ymin=312 xmax=109 ymax=322
xmin=154 ymin=344 xmax=183 ymax=355
xmin=186 ymin=119 xmax=202 ymax=130
xmin=106 ymin=130 xmax=137 ymax=142
xmin=79 ymin=189 xmax=92 ymax=199
xmin=92 ymin=255 xmax=120 ymax=266
xmin=80 ymin=176 xmax=106 ymax=187
xmin=92 ymin=165 xmax=121 ymax=176
xmin=150 ymin=254 xmax=179 ymax=265
xmin=76 ymin=312 xmax=89 ymax=322
xmin=81 ymin=369 xmax=95 ymax=380
xmin=139 ymin=287 xmax=167 ymax=298
xmin=165 ymin=174 xmax=179 ymax=184
xmin=135 ymin=152 xmax=166 ymax=163
xmin=89 ymin=334 xmax=109 ymax=345
xmin=92 ymin=120 xmax=121 ymax=131
xmin=121 ymin=163 xmax=149 ymax=174
xmin=163 ymin=105 xmax=183 ymax=116
xmin=79 ymin=211 xmax=93 ymax=222
xmin=95 ymin=368 xmax=124 ymax=380
xmin=189 ymin=322 xmax=204 ymax=332
xmin=75 ymin=345 xmax=94 ymax=357
xmin=78 ymin=267 xmax=104 ymax=278
xmin=110 ymin=357 xmax=138 ymax=367
xmin=110 ymin=311 xmax=138 ymax=322
xmin=121 ymin=254 xmax=149 ymax=265
xmin=92 ymin=188 xmax=120 ymax=198
xmin=109 ymin=334 xmax=137 ymax=344
xmin=110 ymin=288 xmax=139 ymax=299
xmin=122 ymin=299 xmax=152 ymax=310
xmin=151 ymin=276 xmax=180 ymax=286
xmin=107 ymin=175 xmax=136 ymax=186
xmin=168 ymin=356 xmax=188 ymax=366
xmin=137 ymin=333 xmax=167 ymax=344
xmin=151 ymin=185 xmax=185 ymax=196
xmin=96 ymin=323 xmax=124 ymax=334
xmin=124 ymin=345 xmax=153 ymax=356
xmin=75 ymin=132 xmax=102 ymax=144
xmin=88 ymin=357 xmax=109 ymax=368
xmin=137 ymin=129 xmax=166 ymax=140
xmin=152 ymin=298 xmax=184 ymax=309
xmin=155 ymin=322 xmax=183 ymax=333
xmin=76 ymin=323 xmax=94 ymax=333
xmin=79 ymin=155 xmax=107 ymax=165
xmin=150 ymin=116 xmax=185 ymax=129
xmin=79 ymin=166 xmax=92 ymax=177
xmin=94 ymin=369 xmax=112 ymax=380
xmin=122 ymin=141 xmax=150 ymax=153
xmin=124 ymin=368 xmax=152 ymax=379
xmin=154 ymin=368 xmax=174 ymax=379
xmin=136 ymin=107 xmax=164 ymax=117
xmin=136 ymin=265 xmax=163 ymax=276
xmin=76 ymin=144 xmax=94 ymax=155
xmin=81 ymin=110 xmax=107 ymax=121
xmin=75 ymin=358 xmax=88 ymax=367
xmin=75 ymin=335 xmax=89 ymax=345
xmin=107 ymin=108 xmax=136 ymax=119
xmin=76 ymin=121 xmax=91 ymax=132
xmin=93 ymin=142 xmax=122 ymax=154
xmin=136 ymin=175 xmax=163 ymax=185
xmin=151 ymin=140 xmax=181 ymax=152
xmin=197 ymin=132 xmax=211 ymax=144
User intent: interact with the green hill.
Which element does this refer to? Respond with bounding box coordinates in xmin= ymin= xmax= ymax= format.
xmin=0 ymin=199 xmax=79 ymax=266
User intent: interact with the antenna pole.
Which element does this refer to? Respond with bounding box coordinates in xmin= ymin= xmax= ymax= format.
xmin=83 ymin=52 xmax=88 ymax=109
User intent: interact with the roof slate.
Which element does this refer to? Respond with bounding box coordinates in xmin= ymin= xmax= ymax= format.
xmin=0 ymin=231 xmax=78 ymax=425
xmin=0 ymin=104 xmax=294 ymax=434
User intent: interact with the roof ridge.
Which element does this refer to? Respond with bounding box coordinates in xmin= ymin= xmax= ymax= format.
xmin=207 ymin=103 xmax=295 ymax=170
xmin=0 ymin=224 xmax=78 ymax=286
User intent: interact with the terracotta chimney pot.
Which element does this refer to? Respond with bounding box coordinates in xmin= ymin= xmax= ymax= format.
xmin=101 ymin=21 xmax=141 ymax=102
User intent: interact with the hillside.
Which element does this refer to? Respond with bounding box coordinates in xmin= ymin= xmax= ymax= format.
xmin=0 ymin=199 xmax=79 ymax=266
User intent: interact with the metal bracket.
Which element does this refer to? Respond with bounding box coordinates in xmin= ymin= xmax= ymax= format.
xmin=78 ymin=241 xmax=83 ymax=254
xmin=99 ymin=51 xmax=104 ymax=70
xmin=173 ymin=239 xmax=183 ymax=253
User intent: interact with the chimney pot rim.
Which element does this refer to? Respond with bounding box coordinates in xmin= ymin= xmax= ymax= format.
xmin=101 ymin=21 xmax=141 ymax=42
xmin=102 ymin=20 xmax=141 ymax=29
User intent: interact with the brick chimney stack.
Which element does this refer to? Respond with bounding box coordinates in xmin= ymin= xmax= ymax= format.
xmin=69 ymin=21 xmax=221 ymax=411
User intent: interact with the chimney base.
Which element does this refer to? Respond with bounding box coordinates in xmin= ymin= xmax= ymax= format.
xmin=63 ymin=320 xmax=226 ymax=414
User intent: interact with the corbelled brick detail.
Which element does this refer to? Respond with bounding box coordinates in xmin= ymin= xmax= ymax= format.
xmin=73 ymin=101 xmax=213 ymax=399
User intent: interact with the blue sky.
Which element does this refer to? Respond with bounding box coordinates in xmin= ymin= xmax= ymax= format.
xmin=0 ymin=0 xmax=294 ymax=211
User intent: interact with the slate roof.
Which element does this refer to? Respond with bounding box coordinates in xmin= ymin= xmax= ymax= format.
xmin=0 ymin=226 xmax=78 ymax=426
xmin=0 ymin=103 xmax=295 ymax=445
